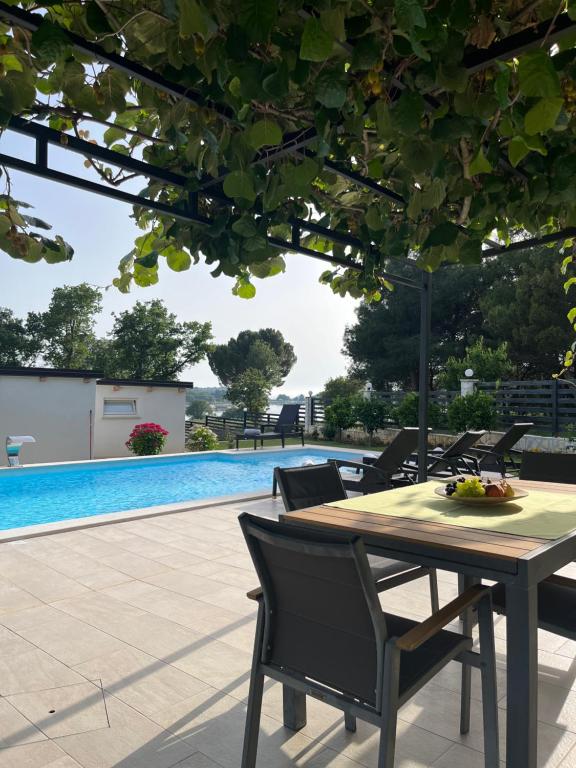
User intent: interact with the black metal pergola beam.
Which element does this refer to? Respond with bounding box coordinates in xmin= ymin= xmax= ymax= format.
xmin=0 ymin=2 xmax=320 ymax=173
xmin=2 ymin=117 xmax=419 ymax=289
xmin=463 ymin=13 xmax=576 ymax=75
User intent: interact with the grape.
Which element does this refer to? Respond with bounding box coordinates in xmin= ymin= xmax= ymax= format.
xmin=454 ymin=477 xmax=486 ymax=498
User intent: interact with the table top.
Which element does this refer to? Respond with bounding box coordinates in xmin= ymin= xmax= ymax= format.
xmin=281 ymin=479 xmax=576 ymax=571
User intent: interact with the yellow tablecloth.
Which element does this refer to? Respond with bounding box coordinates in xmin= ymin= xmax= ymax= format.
xmin=326 ymin=481 xmax=576 ymax=540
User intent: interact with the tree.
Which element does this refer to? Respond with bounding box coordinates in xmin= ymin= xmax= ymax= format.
xmin=104 ymin=300 xmax=212 ymax=380
xmin=344 ymin=262 xmax=499 ymax=389
xmin=0 ymin=308 xmax=40 ymax=367
xmin=320 ymin=376 xmax=364 ymax=401
xmin=324 ymin=397 xmax=358 ymax=441
xmin=447 ymin=392 xmax=498 ymax=432
xmin=27 ymin=284 xmax=102 ymax=369
xmin=480 ymin=249 xmax=575 ymax=378
xmin=437 ymin=339 xmax=515 ymax=390
xmin=209 ymin=329 xmax=296 ymax=387
xmin=226 ymin=369 xmax=271 ymax=413
xmin=354 ymin=398 xmax=390 ymax=444
xmin=186 ymin=399 xmax=213 ymax=420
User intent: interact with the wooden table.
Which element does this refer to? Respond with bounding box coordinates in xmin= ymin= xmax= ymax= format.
xmin=281 ymin=479 xmax=576 ymax=768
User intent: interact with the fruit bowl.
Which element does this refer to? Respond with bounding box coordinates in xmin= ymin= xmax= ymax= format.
xmin=434 ymin=486 xmax=529 ymax=505
xmin=435 ymin=477 xmax=528 ymax=505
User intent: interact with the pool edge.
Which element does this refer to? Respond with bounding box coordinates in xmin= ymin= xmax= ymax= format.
xmin=0 ymin=488 xmax=273 ymax=543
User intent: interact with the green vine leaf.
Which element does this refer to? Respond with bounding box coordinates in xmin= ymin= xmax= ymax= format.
xmin=248 ymin=119 xmax=282 ymax=150
xmin=469 ymin=147 xmax=492 ymax=175
xmin=395 ymin=0 xmax=426 ymax=32
xmin=518 ymin=50 xmax=561 ymax=98
xmin=223 ymin=171 xmax=256 ymax=202
xmin=508 ymin=136 xmax=530 ymax=167
xmin=300 ymin=17 xmax=333 ymax=62
xmin=524 ymin=97 xmax=564 ymax=136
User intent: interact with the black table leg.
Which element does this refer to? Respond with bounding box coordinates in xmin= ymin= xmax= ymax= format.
xmin=505 ymin=582 xmax=538 ymax=768
xmin=283 ymin=685 xmax=306 ymax=731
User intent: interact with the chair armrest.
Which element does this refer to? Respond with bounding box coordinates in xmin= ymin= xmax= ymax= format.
xmin=329 ymin=459 xmax=392 ymax=480
xmin=247 ymin=587 xmax=263 ymax=601
xmin=395 ymin=584 xmax=491 ymax=652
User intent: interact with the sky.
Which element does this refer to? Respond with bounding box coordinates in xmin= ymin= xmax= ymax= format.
xmin=0 ymin=130 xmax=360 ymax=396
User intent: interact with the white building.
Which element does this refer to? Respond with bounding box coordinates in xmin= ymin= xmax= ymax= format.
xmin=0 ymin=368 xmax=191 ymax=465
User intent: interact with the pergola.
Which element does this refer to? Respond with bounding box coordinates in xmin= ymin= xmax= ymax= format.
xmin=1 ymin=2 xmax=576 ymax=479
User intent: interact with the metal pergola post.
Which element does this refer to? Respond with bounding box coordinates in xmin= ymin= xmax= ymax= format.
xmin=417 ymin=271 xmax=432 ymax=483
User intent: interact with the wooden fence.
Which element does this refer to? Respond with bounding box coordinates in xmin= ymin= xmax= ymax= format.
xmin=186 ymin=406 xmax=305 ymax=440
xmin=311 ymin=380 xmax=576 ymax=436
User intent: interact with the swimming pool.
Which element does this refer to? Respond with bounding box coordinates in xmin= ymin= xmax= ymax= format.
xmin=0 ymin=448 xmax=364 ymax=531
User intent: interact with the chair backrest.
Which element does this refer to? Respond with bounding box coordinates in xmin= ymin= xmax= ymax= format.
xmin=371 ymin=427 xmax=422 ymax=474
xmin=519 ymin=452 xmax=576 ymax=483
xmin=442 ymin=430 xmax=485 ymax=459
xmin=490 ymin=423 xmax=533 ymax=454
xmin=239 ymin=513 xmax=386 ymax=707
xmin=276 ymin=404 xmax=301 ymax=427
xmin=274 ymin=463 xmax=347 ymax=511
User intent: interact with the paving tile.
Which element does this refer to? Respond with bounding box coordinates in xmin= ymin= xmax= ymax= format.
xmin=0 ymin=697 xmax=47 ymax=748
xmin=142 ymin=571 xmax=230 ymax=600
xmin=52 ymin=592 xmax=148 ymax=631
xmin=96 ymin=612 xmax=207 ymax=660
xmin=1 ymin=605 xmax=126 ymax=667
xmin=98 ymin=551 xmax=171 ymax=579
xmin=0 ymin=577 xmax=42 ymax=615
xmin=73 ymin=646 xmax=210 ymax=718
xmin=0 ymin=647 xmax=86 ymax=696
xmin=432 ymin=744 xmax=501 ymax=767
xmin=0 ymin=553 xmax=89 ymax=604
xmin=0 ymin=741 xmax=83 ymax=768
xmin=101 ymin=582 xmax=255 ymax=647
xmin=149 ymin=687 xmax=328 ymax=768
xmin=54 ymin=694 xmax=196 ymax=768
xmin=7 ymin=681 xmax=109 ymax=739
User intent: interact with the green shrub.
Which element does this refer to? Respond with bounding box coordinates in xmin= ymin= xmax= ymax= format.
xmin=324 ymin=396 xmax=357 ymax=439
xmin=187 ymin=425 xmax=220 ymax=452
xmin=322 ymin=423 xmax=337 ymax=440
xmin=393 ymin=392 xmax=442 ymax=428
xmin=354 ymin=397 xmax=391 ymax=443
xmin=447 ymin=391 xmax=497 ymax=432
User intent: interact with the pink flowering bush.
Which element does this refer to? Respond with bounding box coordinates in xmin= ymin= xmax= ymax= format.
xmin=126 ymin=422 xmax=169 ymax=456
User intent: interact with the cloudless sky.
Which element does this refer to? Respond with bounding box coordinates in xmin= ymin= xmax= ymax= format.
xmin=0 ymin=130 xmax=359 ymax=395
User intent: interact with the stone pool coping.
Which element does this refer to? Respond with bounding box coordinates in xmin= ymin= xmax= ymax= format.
xmin=0 ymin=444 xmax=364 ymax=542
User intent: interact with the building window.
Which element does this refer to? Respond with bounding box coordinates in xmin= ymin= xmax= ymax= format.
xmin=103 ymin=398 xmax=137 ymax=416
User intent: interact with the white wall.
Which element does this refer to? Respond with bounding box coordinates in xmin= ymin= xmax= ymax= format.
xmin=0 ymin=375 xmax=97 ymax=465
xmin=92 ymin=384 xmax=186 ymax=459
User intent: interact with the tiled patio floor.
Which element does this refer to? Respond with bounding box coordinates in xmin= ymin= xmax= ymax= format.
xmin=0 ymin=497 xmax=576 ymax=767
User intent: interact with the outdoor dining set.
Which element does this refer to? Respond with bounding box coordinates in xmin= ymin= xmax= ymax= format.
xmin=239 ymin=423 xmax=576 ymax=768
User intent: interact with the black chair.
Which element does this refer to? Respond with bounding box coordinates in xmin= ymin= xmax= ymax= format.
xmin=273 ymin=463 xmax=439 ymax=610
xmin=492 ymin=453 xmax=576 ymax=641
xmin=471 ymin=422 xmax=533 ymax=476
xmin=519 ymin=451 xmax=576 ymax=483
xmin=492 ymin=574 xmax=576 ymax=641
xmin=239 ymin=514 xmax=499 ymax=768
xmin=236 ymin=404 xmax=304 ymax=449
xmin=405 ymin=430 xmax=485 ymax=479
xmin=328 ymin=427 xmax=423 ymax=493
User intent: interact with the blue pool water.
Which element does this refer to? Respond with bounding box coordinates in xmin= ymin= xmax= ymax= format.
xmin=0 ymin=449 xmax=363 ymax=530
